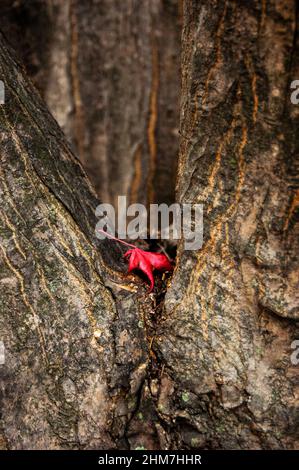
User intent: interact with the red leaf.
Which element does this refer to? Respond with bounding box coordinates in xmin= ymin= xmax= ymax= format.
xmin=96 ymin=229 xmax=173 ymax=292
xmin=124 ymin=248 xmax=173 ymax=292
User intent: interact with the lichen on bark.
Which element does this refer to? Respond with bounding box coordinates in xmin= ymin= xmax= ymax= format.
xmin=155 ymin=0 xmax=299 ymax=449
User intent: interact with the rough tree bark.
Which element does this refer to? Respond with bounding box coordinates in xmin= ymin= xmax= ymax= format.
xmin=0 ymin=0 xmax=181 ymax=206
xmin=0 ymin=32 xmax=160 ymax=450
xmin=155 ymin=0 xmax=299 ymax=449
xmin=0 ymin=0 xmax=299 ymax=451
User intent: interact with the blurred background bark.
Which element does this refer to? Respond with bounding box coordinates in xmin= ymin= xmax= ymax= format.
xmin=0 ymin=0 xmax=182 ymax=207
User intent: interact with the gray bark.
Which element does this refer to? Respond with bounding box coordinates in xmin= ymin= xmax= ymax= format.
xmin=0 ymin=33 xmax=155 ymax=449
xmin=156 ymin=0 xmax=299 ymax=449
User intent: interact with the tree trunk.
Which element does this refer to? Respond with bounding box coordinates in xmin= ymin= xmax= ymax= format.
xmin=155 ymin=0 xmax=299 ymax=449
xmin=0 ymin=0 xmax=181 ymax=207
xmin=0 ymin=32 xmax=159 ymax=450
xmin=1 ymin=0 xmax=299 ymax=451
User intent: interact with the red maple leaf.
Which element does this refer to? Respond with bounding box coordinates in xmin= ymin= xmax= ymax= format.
xmin=97 ymin=229 xmax=173 ymax=291
xmin=124 ymin=248 xmax=173 ymax=291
